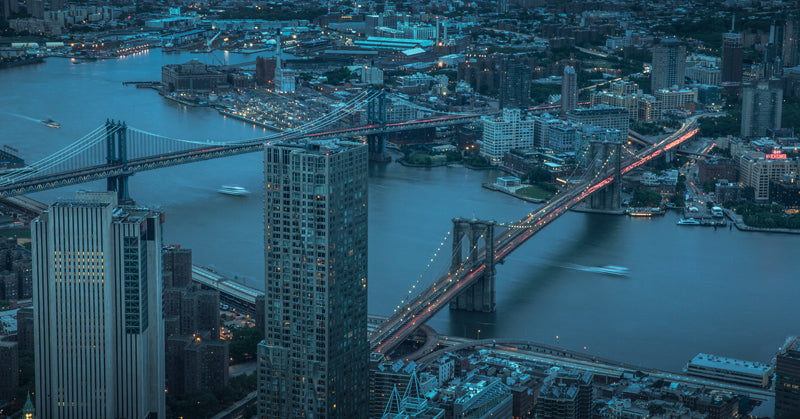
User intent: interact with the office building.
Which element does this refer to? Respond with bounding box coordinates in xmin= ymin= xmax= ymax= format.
xmin=480 ymin=109 xmax=536 ymax=164
xmin=566 ymin=104 xmax=629 ymax=142
xmin=684 ymin=353 xmax=773 ymax=388
xmin=537 ymin=369 xmax=593 ymax=419
xmin=561 ymin=65 xmax=578 ymax=117
xmin=721 ymin=33 xmax=744 ymax=87
xmin=0 ymin=341 xmax=18 ymax=401
xmin=776 ymin=336 xmax=800 ymax=418
xmin=32 ymin=192 xmax=165 ymax=419
xmin=499 ymin=58 xmax=531 ymax=109
xmin=651 ymin=38 xmax=686 ymax=91
xmin=738 ymin=152 xmax=799 ymax=201
xmin=784 ymin=17 xmax=800 ymax=67
xmin=741 ymin=80 xmax=783 ymax=138
xmin=16 ymin=306 xmax=33 ymax=352
xmin=162 ymin=246 xmax=228 ymax=398
xmin=259 ymin=140 xmax=369 ymax=418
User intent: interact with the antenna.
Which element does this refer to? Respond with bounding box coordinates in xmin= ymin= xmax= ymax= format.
xmin=731 ymin=14 xmax=735 ymax=32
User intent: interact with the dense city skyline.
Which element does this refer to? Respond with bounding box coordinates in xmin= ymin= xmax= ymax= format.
xmin=1 ymin=0 xmax=800 ymax=418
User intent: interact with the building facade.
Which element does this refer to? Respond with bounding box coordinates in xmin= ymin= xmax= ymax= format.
xmin=741 ymin=80 xmax=783 ymax=138
xmin=32 ymin=191 xmax=165 ymax=419
xmin=560 ymin=65 xmax=578 ymax=117
xmin=566 ymin=104 xmax=628 ymax=142
xmin=259 ymin=140 xmax=369 ymax=418
xmin=776 ymin=336 xmax=800 ymax=418
xmin=651 ymin=38 xmax=686 ymax=91
xmin=721 ymin=33 xmax=744 ymax=86
xmin=480 ymin=109 xmax=536 ymax=164
xmin=738 ymin=153 xmax=799 ymax=201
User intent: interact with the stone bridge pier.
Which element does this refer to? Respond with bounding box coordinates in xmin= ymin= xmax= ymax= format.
xmin=449 ymin=217 xmax=496 ymax=312
xmin=587 ymin=139 xmax=622 ymax=212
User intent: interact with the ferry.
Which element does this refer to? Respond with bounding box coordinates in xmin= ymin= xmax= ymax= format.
xmin=677 ymin=218 xmax=700 ymax=225
xmin=41 ymin=118 xmax=61 ymax=128
xmin=218 ymin=185 xmax=250 ymax=196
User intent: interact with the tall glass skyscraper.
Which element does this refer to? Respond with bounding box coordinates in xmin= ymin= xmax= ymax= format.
xmin=258 ymin=140 xmax=369 ymax=418
xmin=32 ymin=191 xmax=165 ymax=419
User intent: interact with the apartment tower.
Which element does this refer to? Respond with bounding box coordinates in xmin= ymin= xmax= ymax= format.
xmin=258 ymin=140 xmax=369 ymax=418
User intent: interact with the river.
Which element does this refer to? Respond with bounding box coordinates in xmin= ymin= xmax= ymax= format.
xmin=0 ymin=49 xmax=797 ymax=372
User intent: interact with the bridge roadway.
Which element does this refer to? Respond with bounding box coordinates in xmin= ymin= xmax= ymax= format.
xmin=370 ymin=119 xmax=700 ymax=355
xmin=0 ymin=114 xmax=480 ymax=198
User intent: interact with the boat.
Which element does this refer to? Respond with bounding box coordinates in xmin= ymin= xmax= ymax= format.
xmin=593 ymin=265 xmax=630 ymax=276
xmin=41 ymin=118 xmax=61 ymax=128
xmin=218 ymin=185 xmax=250 ymax=196
xmin=677 ymin=218 xmax=700 ymax=225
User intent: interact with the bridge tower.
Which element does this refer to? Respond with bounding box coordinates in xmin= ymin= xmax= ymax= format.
xmin=449 ymin=217 xmax=496 ymax=312
xmin=366 ymin=89 xmax=390 ymax=162
xmin=105 ymin=120 xmax=132 ymax=203
xmin=587 ymin=138 xmax=622 ymax=212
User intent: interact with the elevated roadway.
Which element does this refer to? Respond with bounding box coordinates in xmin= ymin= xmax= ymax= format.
xmin=370 ymin=120 xmax=700 ymax=355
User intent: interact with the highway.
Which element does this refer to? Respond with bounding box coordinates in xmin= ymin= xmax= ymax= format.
xmin=370 ymin=119 xmax=700 ymax=355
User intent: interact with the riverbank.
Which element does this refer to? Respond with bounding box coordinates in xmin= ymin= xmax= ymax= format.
xmin=724 ymin=208 xmax=800 ymax=235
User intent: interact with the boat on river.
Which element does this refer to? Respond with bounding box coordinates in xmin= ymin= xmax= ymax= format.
xmin=41 ymin=118 xmax=60 ymax=128
xmin=218 ymin=185 xmax=250 ymax=196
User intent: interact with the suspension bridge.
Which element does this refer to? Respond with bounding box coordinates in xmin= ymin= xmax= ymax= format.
xmin=370 ymin=119 xmax=699 ymax=356
xmin=0 ymin=89 xmax=479 ymax=199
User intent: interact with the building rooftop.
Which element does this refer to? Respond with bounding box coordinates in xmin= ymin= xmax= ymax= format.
xmin=687 ymin=353 xmax=772 ymax=376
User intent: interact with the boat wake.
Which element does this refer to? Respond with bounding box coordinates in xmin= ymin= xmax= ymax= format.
xmin=561 ymin=263 xmax=630 ymax=276
xmin=3 ymin=111 xmax=41 ymax=123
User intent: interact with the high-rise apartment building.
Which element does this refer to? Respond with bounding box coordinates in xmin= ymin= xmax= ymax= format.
xmin=651 ymin=38 xmax=686 ymax=91
xmin=721 ymin=33 xmax=744 ymax=87
xmin=776 ymin=336 xmax=800 ymax=418
xmin=32 ymin=191 xmax=165 ymax=419
xmin=561 ymin=65 xmax=578 ymax=117
xmin=480 ymin=109 xmax=535 ymax=164
xmin=741 ymin=80 xmax=783 ymax=138
xmin=258 ymin=140 xmax=369 ymax=418
xmin=499 ymin=58 xmax=531 ymax=109
xmin=566 ymin=104 xmax=629 ymax=142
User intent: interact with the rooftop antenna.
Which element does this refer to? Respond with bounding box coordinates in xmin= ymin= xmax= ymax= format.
xmin=731 ymin=14 xmax=735 ymax=32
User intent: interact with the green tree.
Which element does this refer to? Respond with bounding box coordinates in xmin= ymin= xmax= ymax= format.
xmin=631 ymin=189 xmax=662 ymax=207
xmin=229 ymin=326 xmax=263 ymax=364
xmin=522 ymin=167 xmax=551 ymax=183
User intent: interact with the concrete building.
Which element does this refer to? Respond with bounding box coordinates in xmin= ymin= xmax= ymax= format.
xmin=0 ymin=340 xmax=18 ymax=401
xmin=162 ymin=60 xmax=227 ymax=92
xmin=741 ymin=80 xmax=782 ymax=138
xmin=499 ymin=58 xmax=531 ymax=109
xmin=566 ymin=104 xmax=628 ymax=142
xmin=561 ymin=65 xmax=578 ymax=117
xmin=259 ymin=140 xmax=369 ymax=418
xmin=783 ymin=18 xmax=800 ymax=68
xmin=32 ymin=191 xmax=165 ymax=419
xmin=537 ymin=369 xmax=593 ymax=419
xmin=361 ymin=66 xmax=384 ymax=85
xmin=721 ymin=32 xmax=744 ymax=87
xmin=16 ymin=306 xmax=33 ymax=352
xmin=684 ymin=353 xmax=773 ymax=388
xmin=480 ymin=109 xmax=536 ymax=164
xmin=654 ymin=88 xmax=697 ymax=111
xmin=738 ymin=152 xmax=799 ymax=201
xmin=651 ymin=38 xmax=686 ymax=91
xmin=776 ymin=336 xmax=800 ymax=418
xmin=369 ymin=354 xmax=416 ymax=419
xmin=163 ymin=246 xmax=228 ymax=398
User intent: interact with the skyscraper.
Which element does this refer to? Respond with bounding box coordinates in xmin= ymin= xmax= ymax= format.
xmin=258 ymin=140 xmax=369 ymax=418
xmin=741 ymin=80 xmax=782 ymax=138
xmin=32 ymin=191 xmax=165 ymax=419
xmin=651 ymin=38 xmax=686 ymax=91
xmin=784 ymin=17 xmax=800 ymax=68
xmin=561 ymin=65 xmax=578 ymax=117
xmin=776 ymin=337 xmax=800 ymax=418
xmin=721 ymin=32 xmax=744 ymax=86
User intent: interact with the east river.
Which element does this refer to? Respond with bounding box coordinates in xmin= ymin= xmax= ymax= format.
xmin=1 ymin=50 xmax=797 ymax=372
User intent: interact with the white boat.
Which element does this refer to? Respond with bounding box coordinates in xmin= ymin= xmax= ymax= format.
xmin=677 ymin=218 xmax=700 ymax=225
xmin=41 ymin=118 xmax=61 ymax=128
xmin=218 ymin=185 xmax=250 ymax=196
